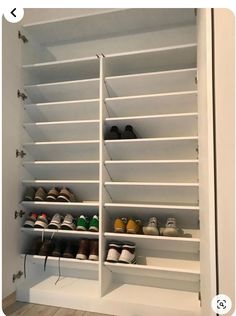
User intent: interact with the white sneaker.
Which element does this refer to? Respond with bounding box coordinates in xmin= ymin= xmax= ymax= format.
xmin=143 ymin=217 xmax=160 ymax=235
xmin=106 ymin=242 xmax=122 ymax=263
xmin=48 ymin=213 xmax=63 ymax=229
xmin=163 ymin=218 xmax=184 ymax=237
xmin=118 ymin=242 xmax=136 ymax=264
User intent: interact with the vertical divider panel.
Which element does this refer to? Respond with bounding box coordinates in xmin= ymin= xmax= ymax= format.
xmin=99 ymin=55 xmax=113 ymax=297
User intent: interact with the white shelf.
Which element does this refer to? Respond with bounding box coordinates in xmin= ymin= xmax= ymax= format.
xmin=23 ymin=161 xmax=99 ymax=180
xmin=104 ymin=202 xmax=199 ymax=228
xmin=105 ymin=113 xmax=198 ymax=138
xmin=23 ymin=9 xmax=195 ymax=46
xmin=104 ymin=261 xmax=200 ymax=282
xmin=21 ymin=201 xmax=99 ymax=213
xmin=24 ymin=99 xmax=99 ymax=122
xmin=105 ymin=182 xmax=199 ymax=204
xmin=105 ymin=44 xmax=196 ymax=77
xmin=24 ymin=78 xmax=99 ymax=103
xmin=105 ymin=68 xmax=197 ymax=97
xmin=23 ymin=140 xmax=99 ymax=161
xmin=24 ymin=120 xmax=99 ymax=142
xmin=22 ymin=180 xmax=99 ymax=202
xmin=104 ymin=232 xmax=200 ymax=253
xmin=22 ymin=56 xmax=99 ymax=84
xmin=22 ymin=255 xmax=98 ymax=270
xmin=105 ymin=91 xmax=197 ymax=117
xmin=105 ymin=137 xmax=199 ymax=160
xmin=105 ymin=160 xmax=198 ymax=182
xmin=21 ymin=227 xmax=99 ymax=238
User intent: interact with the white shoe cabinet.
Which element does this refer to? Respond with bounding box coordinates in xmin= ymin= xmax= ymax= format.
xmin=3 ymin=9 xmax=217 ymax=316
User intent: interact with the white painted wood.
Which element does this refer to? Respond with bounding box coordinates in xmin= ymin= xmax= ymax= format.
xmin=24 ymin=99 xmax=99 ymax=122
xmin=22 ymin=255 xmax=99 ymax=270
xmin=23 ymin=9 xmax=195 ymax=46
xmin=24 ymin=120 xmax=99 ymax=142
xmin=23 ymin=140 xmax=99 ymax=161
xmin=105 ymin=91 xmax=197 ymax=117
xmin=104 ymin=261 xmax=199 ymax=281
xmin=197 ymin=9 xmax=217 ymax=315
xmin=104 ymin=202 xmax=199 ymax=229
xmin=24 ymin=78 xmax=99 ymax=103
xmin=21 ymin=227 xmax=99 ymax=237
xmin=106 ymin=68 xmax=197 ymax=97
xmin=105 ymin=113 xmax=198 ymax=138
xmin=23 ymin=161 xmax=99 ymax=180
xmin=105 ymin=44 xmax=196 ymax=77
xmin=22 ymin=180 xmax=99 ymax=202
xmin=23 ymin=57 xmax=99 ymax=84
xmin=105 ymin=160 xmax=198 ymax=182
xmin=105 ymin=137 xmax=199 ymax=160
xmin=105 ymin=182 xmax=199 ymax=204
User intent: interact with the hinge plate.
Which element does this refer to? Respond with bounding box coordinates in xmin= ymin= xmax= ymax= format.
xmin=16 ymin=149 xmax=26 ymax=158
xmin=18 ymin=31 xmax=28 ymax=43
xmin=13 ymin=271 xmax=23 ymax=282
xmin=15 ymin=210 xmax=26 ymax=219
xmin=17 ymin=89 xmax=28 ymax=101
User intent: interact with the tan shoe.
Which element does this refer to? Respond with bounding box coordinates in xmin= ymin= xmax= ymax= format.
xmin=126 ymin=219 xmax=142 ymax=234
xmin=114 ymin=217 xmax=127 ymax=233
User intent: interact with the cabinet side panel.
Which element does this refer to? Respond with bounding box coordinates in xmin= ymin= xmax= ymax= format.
xmin=197 ymin=9 xmax=217 ymax=315
xmin=2 ymin=19 xmax=23 ymax=298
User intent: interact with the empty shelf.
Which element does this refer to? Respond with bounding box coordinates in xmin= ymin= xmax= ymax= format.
xmin=105 ymin=137 xmax=199 ymax=160
xmin=105 ymin=91 xmax=198 ymax=117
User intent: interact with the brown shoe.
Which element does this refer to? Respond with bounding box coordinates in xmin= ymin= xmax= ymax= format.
xmin=34 ymin=187 xmax=47 ymax=201
xmin=46 ymin=187 xmax=60 ymax=202
xmin=89 ymin=239 xmax=99 ymax=261
xmin=76 ymin=239 xmax=89 ymax=260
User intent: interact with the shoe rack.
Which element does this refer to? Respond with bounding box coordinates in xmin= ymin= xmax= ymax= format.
xmin=9 ymin=9 xmax=216 ymax=316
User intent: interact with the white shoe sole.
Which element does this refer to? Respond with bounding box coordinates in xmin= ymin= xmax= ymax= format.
xmin=89 ymin=226 xmax=98 ymax=232
xmin=34 ymin=221 xmax=48 ymax=229
xmin=76 ymin=253 xmax=88 ymax=260
xmin=89 ymin=254 xmax=98 ymax=261
xmin=23 ymin=220 xmax=35 ymax=228
xmin=143 ymin=226 xmax=160 ymax=235
xmin=76 ymin=226 xmax=87 ymax=231
xmin=163 ymin=228 xmax=183 ymax=237
xmin=48 ymin=223 xmax=61 ymax=229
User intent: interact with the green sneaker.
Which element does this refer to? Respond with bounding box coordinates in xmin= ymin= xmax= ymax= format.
xmin=89 ymin=215 xmax=99 ymax=232
xmin=76 ymin=215 xmax=89 ymax=231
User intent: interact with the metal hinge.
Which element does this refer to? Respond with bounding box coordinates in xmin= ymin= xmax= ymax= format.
xmin=17 ymin=89 xmax=28 ymax=101
xmin=195 ymin=75 xmax=198 ymax=85
xmin=13 ymin=271 xmax=23 ymax=282
xmin=16 ymin=149 xmax=26 ymax=158
xmin=18 ymin=31 xmax=28 ymax=43
xmin=194 ymin=9 xmax=197 ymax=17
xmin=15 ymin=210 xmax=26 ymax=219
xmin=198 ymin=291 xmax=202 ymax=306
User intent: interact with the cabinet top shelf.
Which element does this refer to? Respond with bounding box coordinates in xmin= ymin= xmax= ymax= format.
xmin=22 ymin=9 xmax=196 ymax=46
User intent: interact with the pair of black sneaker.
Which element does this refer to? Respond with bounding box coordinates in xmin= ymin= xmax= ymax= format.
xmin=106 ymin=125 xmax=137 ymax=140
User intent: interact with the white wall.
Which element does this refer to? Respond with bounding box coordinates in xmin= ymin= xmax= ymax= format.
xmin=214 ymin=8 xmax=235 ymax=310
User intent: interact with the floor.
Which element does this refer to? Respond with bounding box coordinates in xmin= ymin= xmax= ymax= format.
xmin=3 ymin=302 xmax=112 ymax=316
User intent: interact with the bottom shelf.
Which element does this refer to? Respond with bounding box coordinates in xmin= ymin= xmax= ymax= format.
xmin=16 ymin=275 xmax=200 ymax=316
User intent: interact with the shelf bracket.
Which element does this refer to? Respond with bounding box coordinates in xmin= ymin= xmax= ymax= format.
xmin=18 ymin=31 xmax=28 ymax=43
xmin=17 ymin=89 xmax=28 ymax=101
xmin=16 ymin=149 xmax=26 ymax=158
xmin=15 ymin=210 xmax=26 ymax=219
xmin=12 ymin=271 xmax=23 ymax=282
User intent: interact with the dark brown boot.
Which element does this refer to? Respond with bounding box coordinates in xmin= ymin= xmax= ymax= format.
xmin=76 ymin=239 xmax=89 ymax=260
xmin=89 ymin=239 xmax=99 ymax=261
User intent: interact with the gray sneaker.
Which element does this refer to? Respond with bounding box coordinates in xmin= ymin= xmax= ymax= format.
xmin=143 ymin=217 xmax=160 ymax=235
xmin=61 ymin=213 xmax=76 ymax=230
xmin=163 ymin=218 xmax=184 ymax=237
xmin=48 ymin=213 xmax=63 ymax=229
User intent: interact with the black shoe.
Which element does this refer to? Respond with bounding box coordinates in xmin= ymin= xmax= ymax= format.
xmin=38 ymin=239 xmax=55 ymax=256
xmin=62 ymin=241 xmax=77 ymax=258
xmin=23 ymin=187 xmax=35 ymax=201
xmin=122 ymin=125 xmax=137 ymax=139
xmin=27 ymin=238 xmax=43 ymax=255
xmin=105 ymin=126 xmax=121 ymax=140
xmin=51 ymin=240 xmax=65 ymax=257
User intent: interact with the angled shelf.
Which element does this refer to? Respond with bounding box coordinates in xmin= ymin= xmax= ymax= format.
xmin=105 ymin=113 xmax=198 ymax=138
xmin=105 ymin=137 xmax=199 ymax=160
xmin=23 ymin=161 xmax=99 ymax=180
xmin=24 ymin=78 xmax=99 ymax=103
xmin=23 ymin=120 xmax=99 ymax=142
xmin=105 ymin=68 xmax=197 ymax=97
xmin=21 ymin=227 xmax=99 ymax=238
xmin=24 ymin=99 xmax=99 ymax=122
xmin=23 ymin=140 xmax=99 ymax=161
xmin=105 ymin=90 xmax=198 ymax=117
xmin=22 ymin=56 xmax=99 ymax=84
